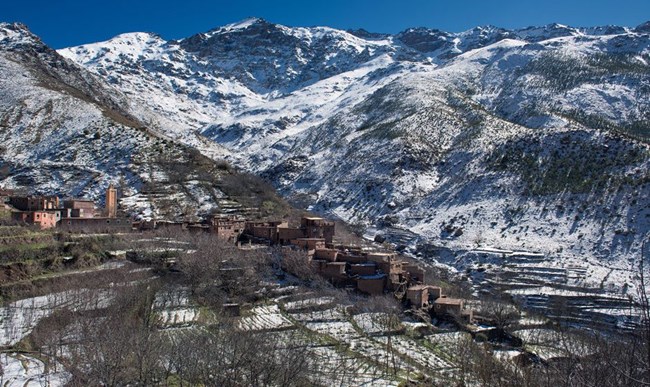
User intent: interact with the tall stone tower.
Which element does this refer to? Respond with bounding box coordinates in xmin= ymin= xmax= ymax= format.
xmin=105 ymin=183 xmax=117 ymax=218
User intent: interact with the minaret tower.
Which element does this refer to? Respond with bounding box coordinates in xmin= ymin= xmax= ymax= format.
xmin=105 ymin=183 xmax=117 ymax=218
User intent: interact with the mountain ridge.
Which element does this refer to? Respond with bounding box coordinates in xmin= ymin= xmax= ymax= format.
xmin=1 ymin=19 xmax=649 ymax=319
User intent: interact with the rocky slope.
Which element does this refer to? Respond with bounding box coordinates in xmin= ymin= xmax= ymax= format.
xmin=0 ymin=23 xmax=283 ymax=222
xmin=4 ymin=18 xmax=650 ymax=321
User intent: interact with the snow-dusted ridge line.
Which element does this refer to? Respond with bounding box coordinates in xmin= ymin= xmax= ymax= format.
xmin=2 ymin=18 xmax=650 ymax=320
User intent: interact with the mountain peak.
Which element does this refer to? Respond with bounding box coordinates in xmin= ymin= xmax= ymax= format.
xmin=204 ymin=17 xmax=272 ymax=36
xmin=635 ymin=21 xmax=650 ymax=33
xmin=0 ymin=22 xmax=42 ymax=49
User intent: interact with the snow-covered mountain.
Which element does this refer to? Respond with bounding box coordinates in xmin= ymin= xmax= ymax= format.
xmin=3 ymin=18 xmax=650 ymax=321
xmin=0 ymin=22 xmax=280 ymax=222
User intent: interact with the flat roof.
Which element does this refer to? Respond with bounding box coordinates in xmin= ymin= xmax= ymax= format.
xmin=358 ymin=274 xmax=386 ymax=280
xmin=434 ymin=297 xmax=463 ymax=305
xmin=408 ymin=285 xmax=439 ymax=291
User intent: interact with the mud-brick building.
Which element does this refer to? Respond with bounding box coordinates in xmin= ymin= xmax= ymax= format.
xmin=243 ymin=216 xmax=336 ymax=245
xmin=62 ymin=199 xmax=95 ymax=218
xmin=9 ymin=195 xmax=59 ymax=211
xmin=301 ymin=217 xmax=335 ymax=243
xmin=11 ymin=210 xmax=59 ymax=229
xmin=406 ymin=285 xmax=442 ymax=308
xmin=433 ymin=297 xmax=473 ymax=321
xmin=212 ymin=216 xmax=246 ymax=241
xmin=291 ymin=238 xmax=326 ymax=251
xmin=245 ymin=220 xmax=288 ymax=243
xmin=357 ymin=274 xmax=387 ymax=295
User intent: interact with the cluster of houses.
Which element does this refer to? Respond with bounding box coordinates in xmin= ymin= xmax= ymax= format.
xmin=1 ymin=184 xmax=471 ymax=321
xmin=237 ymin=215 xmax=473 ymax=321
xmin=1 ymin=185 xmax=131 ymax=233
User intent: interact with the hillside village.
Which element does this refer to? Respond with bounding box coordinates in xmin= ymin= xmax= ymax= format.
xmin=1 ymin=185 xmax=477 ymax=326
xmin=1 ymin=186 xmax=640 ymax=385
xmin=0 ymin=16 xmax=648 ymax=385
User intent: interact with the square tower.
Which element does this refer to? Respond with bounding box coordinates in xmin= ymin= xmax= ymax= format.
xmin=105 ymin=184 xmax=117 ymax=218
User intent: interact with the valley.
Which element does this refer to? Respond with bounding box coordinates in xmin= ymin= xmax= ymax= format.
xmin=0 ymin=15 xmax=648 ymax=385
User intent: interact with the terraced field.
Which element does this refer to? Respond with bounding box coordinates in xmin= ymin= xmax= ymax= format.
xmin=234 ymin=284 xmax=469 ymax=385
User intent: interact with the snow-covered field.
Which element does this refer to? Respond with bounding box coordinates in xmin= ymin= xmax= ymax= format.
xmin=283 ymin=296 xmax=336 ymax=311
xmin=353 ymin=313 xmax=403 ymax=336
xmin=0 ymin=289 xmax=112 ymax=347
xmin=0 ymin=353 xmax=70 ymax=387
xmin=238 ymin=304 xmax=294 ymax=331
xmin=152 ymin=285 xmax=202 ymax=328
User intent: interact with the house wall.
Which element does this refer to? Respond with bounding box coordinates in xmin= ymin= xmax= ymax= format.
xmin=338 ymin=254 xmax=367 ymax=264
xmin=250 ymin=226 xmax=278 ymax=242
xmin=349 ymin=264 xmax=377 ymax=276
xmin=291 ymin=238 xmax=326 ymax=250
xmin=278 ymin=227 xmax=305 ymax=243
xmin=404 ymin=264 xmax=426 ymax=283
xmin=212 ymin=218 xmax=245 ymax=241
xmin=322 ymin=262 xmax=346 ymax=279
xmin=9 ymin=196 xmax=59 ymax=211
xmin=63 ymin=200 xmax=95 ymax=210
xmin=300 ymin=217 xmax=335 ymax=243
xmin=407 ymin=288 xmax=429 ymax=308
xmin=12 ymin=211 xmax=58 ymax=229
xmin=314 ymin=248 xmax=338 ymax=262
xmin=58 ymin=217 xmax=132 ymax=233
xmin=434 ymin=299 xmax=464 ymax=316
xmin=357 ymin=276 xmax=386 ymax=295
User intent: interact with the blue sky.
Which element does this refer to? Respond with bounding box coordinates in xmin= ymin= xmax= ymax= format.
xmin=2 ymin=0 xmax=649 ymax=48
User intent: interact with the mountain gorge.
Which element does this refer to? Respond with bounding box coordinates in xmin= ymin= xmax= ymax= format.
xmin=1 ymin=18 xmax=649 ymax=317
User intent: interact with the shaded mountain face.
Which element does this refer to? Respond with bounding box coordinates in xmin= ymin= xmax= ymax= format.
xmin=3 ymin=19 xmax=650 ymax=310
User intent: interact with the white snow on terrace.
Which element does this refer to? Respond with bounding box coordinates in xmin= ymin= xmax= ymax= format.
xmin=304 ymin=321 xmax=361 ymax=342
xmin=514 ymin=328 xmax=598 ymax=360
xmin=157 ymin=308 xmax=199 ymax=327
xmin=0 ymin=289 xmax=112 ymax=347
xmin=307 ymin=346 xmax=401 ymax=387
xmin=283 ymin=296 xmax=335 ymax=311
xmin=373 ymin=335 xmax=455 ymax=370
xmin=425 ymin=332 xmax=471 ymax=349
xmin=289 ymin=306 xmax=347 ymax=322
xmin=507 ymin=285 xmax=630 ymax=299
xmin=347 ymin=337 xmax=412 ymax=370
xmin=120 ymin=193 xmax=156 ymax=220
xmin=0 ymin=353 xmax=71 ymax=386
xmin=238 ymin=304 xmax=294 ymax=331
xmin=352 ymin=313 xmax=402 ymax=336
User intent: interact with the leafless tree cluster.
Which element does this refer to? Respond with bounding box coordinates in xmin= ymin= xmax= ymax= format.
xmin=27 ymin=274 xmax=315 ymax=386
xmin=176 ymin=232 xmax=274 ymax=307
